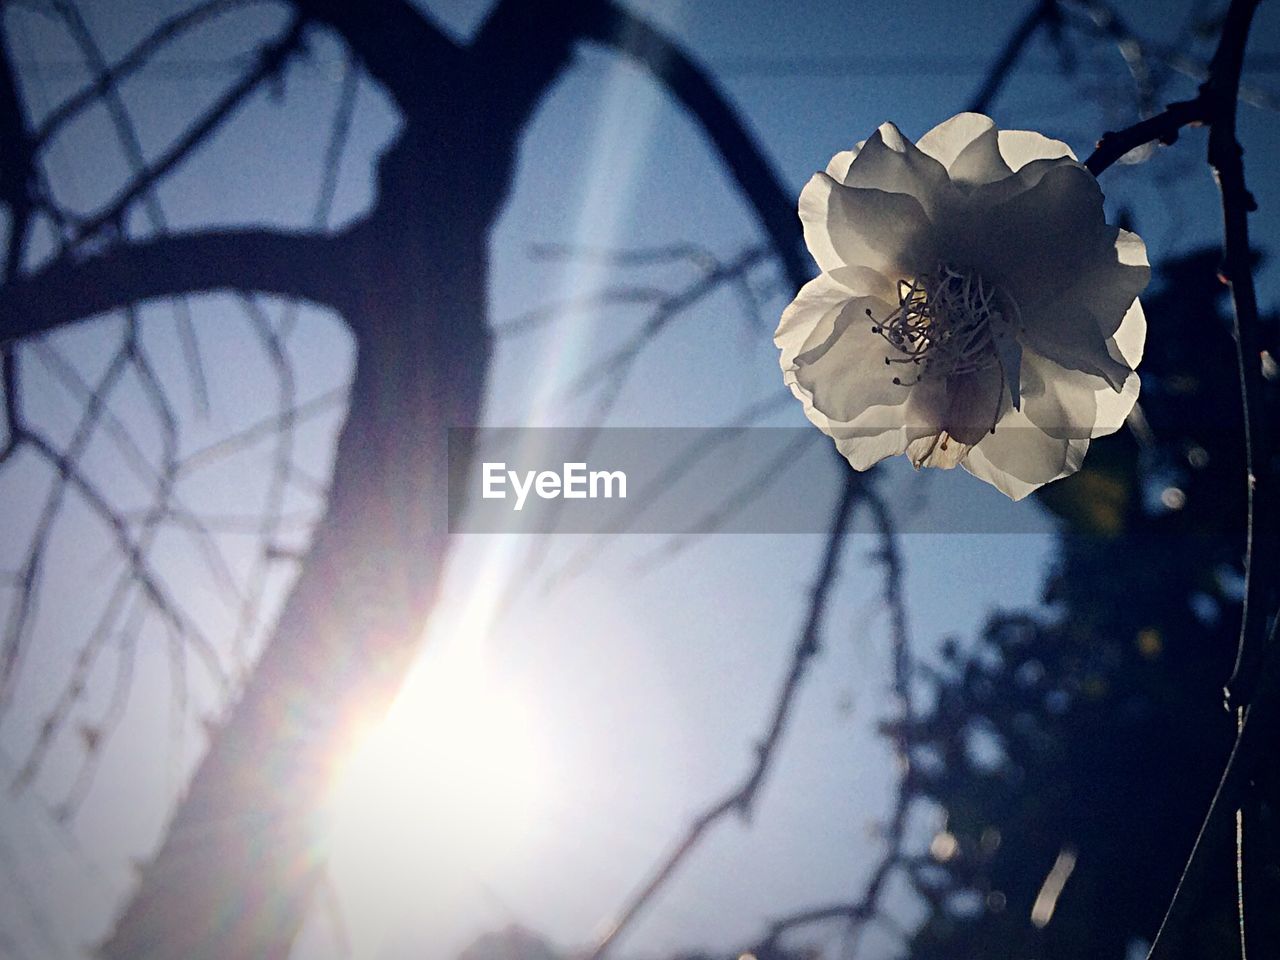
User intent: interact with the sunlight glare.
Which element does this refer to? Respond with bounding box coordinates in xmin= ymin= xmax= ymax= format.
xmin=321 ymin=620 xmax=547 ymax=953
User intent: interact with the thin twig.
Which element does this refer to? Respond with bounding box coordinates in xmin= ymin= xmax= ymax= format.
xmin=69 ymin=13 xmax=305 ymax=246
xmin=753 ymin=491 xmax=915 ymax=955
xmin=31 ymin=0 xmax=265 ymax=149
xmin=1202 ymin=1 xmax=1272 ymax=956
xmin=969 ymin=0 xmax=1062 ymax=115
xmin=1102 ymin=1 xmax=1272 ymax=956
xmin=587 ymin=477 xmax=864 ymax=960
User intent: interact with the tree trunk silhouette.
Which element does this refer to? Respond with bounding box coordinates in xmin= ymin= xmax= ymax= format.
xmin=0 ymin=2 xmax=803 ymax=956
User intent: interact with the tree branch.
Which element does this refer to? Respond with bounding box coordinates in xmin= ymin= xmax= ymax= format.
xmin=468 ymin=0 xmax=596 ymax=140
xmin=0 ymin=229 xmax=346 ymax=346
xmin=1205 ymin=0 xmax=1271 ymax=710
xmin=578 ymin=0 xmax=808 ymax=293
xmin=752 ymin=489 xmax=915 ymax=957
xmin=968 ymin=0 xmax=1061 ymax=115
xmin=70 ymin=12 xmax=306 ymax=247
xmin=587 ymin=478 xmax=864 ymax=960
xmin=32 ymin=0 xmax=265 ymax=150
xmin=1083 ymin=97 xmax=1208 ymax=175
xmin=1201 ymin=1 xmax=1274 ymax=954
xmin=1104 ymin=1 xmax=1272 ymax=957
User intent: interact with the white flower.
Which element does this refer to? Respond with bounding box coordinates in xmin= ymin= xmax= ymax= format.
xmin=776 ymin=113 xmax=1149 ymax=500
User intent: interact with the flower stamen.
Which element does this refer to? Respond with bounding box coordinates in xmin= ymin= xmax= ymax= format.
xmin=867 ymin=264 xmax=1008 ymax=387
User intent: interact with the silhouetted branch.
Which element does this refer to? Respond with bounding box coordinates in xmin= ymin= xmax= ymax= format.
xmin=588 ymin=477 xmax=866 ymax=960
xmin=0 ymin=228 xmax=345 ymax=345
xmin=175 ymin=387 xmax=346 ymax=476
xmin=29 ymin=342 xmax=244 ymax=604
xmin=494 ymin=288 xmax=670 ymax=338
xmin=32 ymin=0 xmax=264 ymax=149
xmin=1204 ymin=0 xmax=1273 ymax=953
xmin=1205 ymin=0 xmax=1271 ymax=712
xmin=566 ymin=246 xmax=772 ymax=398
xmin=580 ymin=1 xmax=808 ymax=293
xmin=1077 ymin=0 xmax=1273 ymax=180
xmin=1058 ymin=0 xmax=1280 ymax=115
xmin=51 ymin=0 xmax=210 ymax=412
xmin=1082 ymin=98 xmax=1207 ymax=175
xmin=752 ymin=490 xmax=916 ymax=957
xmin=969 ymin=0 xmax=1062 ymax=115
xmin=488 ymin=242 xmax=777 ymax=619
xmin=69 ymin=13 xmax=306 ymax=247
xmin=1089 ymin=0 xmax=1274 ymax=957
xmin=539 ymin=392 xmax=791 ymax=594
xmin=631 ymin=432 xmax=817 ymax=572
xmin=1061 ymin=0 xmax=1157 ymax=117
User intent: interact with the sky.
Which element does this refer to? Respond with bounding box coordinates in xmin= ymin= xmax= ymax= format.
xmin=0 ymin=1 xmax=1278 ymax=959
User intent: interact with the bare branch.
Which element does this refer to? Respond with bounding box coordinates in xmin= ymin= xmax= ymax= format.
xmin=753 ymin=490 xmax=916 ymax=957
xmin=579 ymin=1 xmax=808 ymax=293
xmin=0 ymin=228 xmax=345 ymax=345
xmin=968 ymin=0 xmax=1061 ymax=115
xmin=588 ymin=477 xmax=865 ymax=960
xmin=68 ymin=13 xmax=306 ymax=247
xmin=630 ymin=432 xmax=817 ymax=572
xmin=494 ymin=287 xmax=670 ymax=338
xmin=1061 ymin=0 xmax=1157 ymax=117
xmin=565 ymin=247 xmax=772 ymax=397
xmin=1083 ymin=97 xmax=1207 ymax=175
xmin=1081 ymin=1 xmax=1276 ymax=957
xmin=538 ymin=392 xmax=791 ymax=594
xmin=32 ymin=0 xmax=268 ymax=149
xmin=50 ymin=0 xmax=210 ymax=409
xmin=1205 ymin=0 xmax=1272 ymax=712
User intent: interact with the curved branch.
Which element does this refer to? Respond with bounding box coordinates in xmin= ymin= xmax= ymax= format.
xmin=1113 ymin=1 xmax=1271 ymax=957
xmin=33 ymin=0 xmax=270 ymax=150
xmin=1083 ymin=97 xmax=1208 ymax=175
xmin=0 ymin=229 xmax=346 ymax=346
xmin=1206 ymin=0 xmax=1271 ymax=708
xmin=70 ymin=13 xmax=306 ymax=247
xmin=588 ymin=477 xmax=864 ymax=960
xmin=968 ymin=0 xmax=1060 ymax=115
xmin=579 ymin=0 xmax=809 ymax=293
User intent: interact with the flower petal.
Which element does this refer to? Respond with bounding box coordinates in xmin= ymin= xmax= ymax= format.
xmin=1108 ymin=295 xmax=1146 ymax=368
xmin=907 ymin=432 xmax=971 ymax=469
xmin=959 ymin=163 xmax=1145 ymax=387
xmin=916 ymin=113 xmax=992 ymax=167
xmin=970 ymin=163 xmax=1108 ymax=297
xmin=917 ymin=113 xmax=1012 ymax=186
xmin=996 ymin=129 xmax=1076 ymax=170
xmin=826 ymin=379 xmax=950 ymax=469
xmin=776 ymin=272 xmax=850 ymax=368
xmin=833 ymin=424 xmax=918 ymax=471
xmin=790 ymin=297 xmax=914 ymax=422
xmin=838 ymin=122 xmax=958 ymax=221
xmin=942 ymin=364 xmax=1006 ymax=445
xmin=964 ymin=406 xmax=1089 ymax=500
xmin=1020 ymin=350 xmax=1139 ymax=440
xmin=799 ymin=172 xmax=937 ymax=277
xmin=1022 ymin=302 xmax=1133 ymax=389
xmin=826 ymin=141 xmax=865 ymax=181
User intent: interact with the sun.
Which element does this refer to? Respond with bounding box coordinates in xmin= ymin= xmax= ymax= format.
xmin=318 ymin=630 xmax=547 ymax=953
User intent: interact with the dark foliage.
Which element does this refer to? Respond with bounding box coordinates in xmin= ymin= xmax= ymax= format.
xmin=901 ymin=248 xmax=1279 ymax=959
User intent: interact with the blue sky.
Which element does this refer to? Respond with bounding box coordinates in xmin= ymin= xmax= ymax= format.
xmin=1 ymin=1 xmax=1278 ymax=958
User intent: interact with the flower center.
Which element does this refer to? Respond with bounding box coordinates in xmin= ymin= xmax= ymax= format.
xmin=868 ymin=264 xmax=1013 ymax=387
